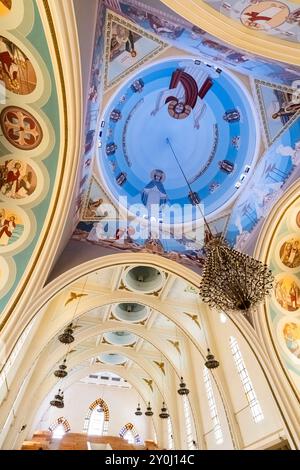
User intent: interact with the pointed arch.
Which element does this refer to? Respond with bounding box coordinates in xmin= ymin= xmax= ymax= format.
xmin=83 ymin=398 xmax=110 ymax=435
xmin=119 ymin=423 xmax=141 ymax=445
xmin=49 ymin=417 xmax=71 ymax=434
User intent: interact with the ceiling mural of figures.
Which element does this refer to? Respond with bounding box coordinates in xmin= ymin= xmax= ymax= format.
xmin=104 ymin=11 xmax=168 ymax=90
xmin=82 ymin=176 xmax=119 ymax=222
xmin=75 ymin=0 xmax=106 ymax=218
xmin=0 ymin=159 xmax=38 ymax=201
xmin=74 ymin=2 xmax=300 ymax=271
xmin=0 ymin=0 xmax=66 ymax=319
xmin=0 ymin=36 xmax=37 ymax=95
xmin=225 ymin=116 xmax=300 ymax=250
xmin=267 ymin=200 xmax=300 ymax=392
xmin=253 ymin=79 xmax=300 ymax=146
xmin=203 ymin=0 xmax=300 ymax=43
xmin=0 ymin=206 xmax=25 ymax=249
xmin=104 ymin=0 xmax=300 ymax=86
xmin=98 ymin=57 xmax=258 ymax=223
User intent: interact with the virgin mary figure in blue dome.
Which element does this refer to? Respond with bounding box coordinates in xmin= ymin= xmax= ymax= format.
xmin=141 ymin=170 xmax=167 ymax=215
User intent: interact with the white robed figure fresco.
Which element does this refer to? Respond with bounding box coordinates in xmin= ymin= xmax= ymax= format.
xmin=141 ymin=169 xmax=168 ymax=217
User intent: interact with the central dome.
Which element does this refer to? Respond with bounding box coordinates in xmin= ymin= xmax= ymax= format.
xmin=99 ymin=57 xmax=259 ymax=224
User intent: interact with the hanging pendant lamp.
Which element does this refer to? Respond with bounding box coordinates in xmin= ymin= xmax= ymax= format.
xmin=159 ymin=402 xmax=169 ymax=419
xmin=50 ymin=389 xmax=64 ymax=408
xmin=145 ymin=402 xmax=154 ymax=416
xmin=58 ymin=324 xmax=75 ymax=344
xmin=54 ymin=358 xmax=68 ymax=378
xmin=135 ymin=403 xmax=143 ymax=416
xmin=177 ymin=377 xmax=190 ymax=396
xmin=204 ymin=348 xmax=219 ymax=369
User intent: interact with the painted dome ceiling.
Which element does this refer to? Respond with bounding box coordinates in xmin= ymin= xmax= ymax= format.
xmin=99 ymin=58 xmax=258 ymax=223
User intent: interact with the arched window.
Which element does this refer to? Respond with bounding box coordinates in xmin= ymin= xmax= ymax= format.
xmin=119 ymin=423 xmax=141 ymax=445
xmin=83 ymin=398 xmax=109 ymax=435
xmin=203 ymin=367 xmax=223 ymax=445
xmin=229 ymin=336 xmax=264 ymax=423
xmin=49 ymin=417 xmax=71 ymax=438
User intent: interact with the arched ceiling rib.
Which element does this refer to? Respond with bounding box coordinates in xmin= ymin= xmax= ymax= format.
xmin=161 ymin=0 xmax=300 ymax=64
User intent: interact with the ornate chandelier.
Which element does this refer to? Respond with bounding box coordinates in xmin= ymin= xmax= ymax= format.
xmin=166 ymin=138 xmax=274 ymax=314
xmin=199 ymin=237 xmax=274 ymax=313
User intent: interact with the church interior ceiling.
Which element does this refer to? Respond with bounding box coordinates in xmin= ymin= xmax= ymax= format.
xmin=73 ymin=0 xmax=300 ymax=271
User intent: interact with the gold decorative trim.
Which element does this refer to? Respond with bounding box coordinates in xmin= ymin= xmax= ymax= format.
xmin=262 ymin=194 xmax=300 ymax=404
xmin=253 ymin=79 xmax=300 ymax=146
xmin=0 ymin=0 xmax=68 ymax=330
xmin=161 ymin=0 xmax=300 ymax=65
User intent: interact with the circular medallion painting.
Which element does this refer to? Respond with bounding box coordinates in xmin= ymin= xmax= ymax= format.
xmin=279 ymin=237 xmax=300 ymax=269
xmin=240 ymin=1 xmax=290 ymax=30
xmin=277 ymin=317 xmax=300 ymax=364
xmin=0 ymin=36 xmax=37 ymax=94
xmin=0 ymin=159 xmax=37 ymax=200
xmin=99 ymin=58 xmax=258 ymax=224
xmin=274 ymin=274 xmax=300 ymax=313
xmin=0 ymin=205 xmax=24 ymax=249
xmin=0 ymin=106 xmax=43 ymax=150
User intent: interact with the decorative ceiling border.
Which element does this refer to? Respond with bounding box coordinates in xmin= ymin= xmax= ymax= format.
xmin=161 ymin=0 xmax=300 ymax=65
xmin=0 ymin=0 xmax=69 ymax=330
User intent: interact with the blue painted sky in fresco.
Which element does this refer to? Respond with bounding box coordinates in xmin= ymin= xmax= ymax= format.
xmin=99 ymin=58 xmax=257 ymax=222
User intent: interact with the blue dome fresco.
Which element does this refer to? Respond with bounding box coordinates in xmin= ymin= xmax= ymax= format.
xmin=98 ymin=57 xmax=259 ymax=224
